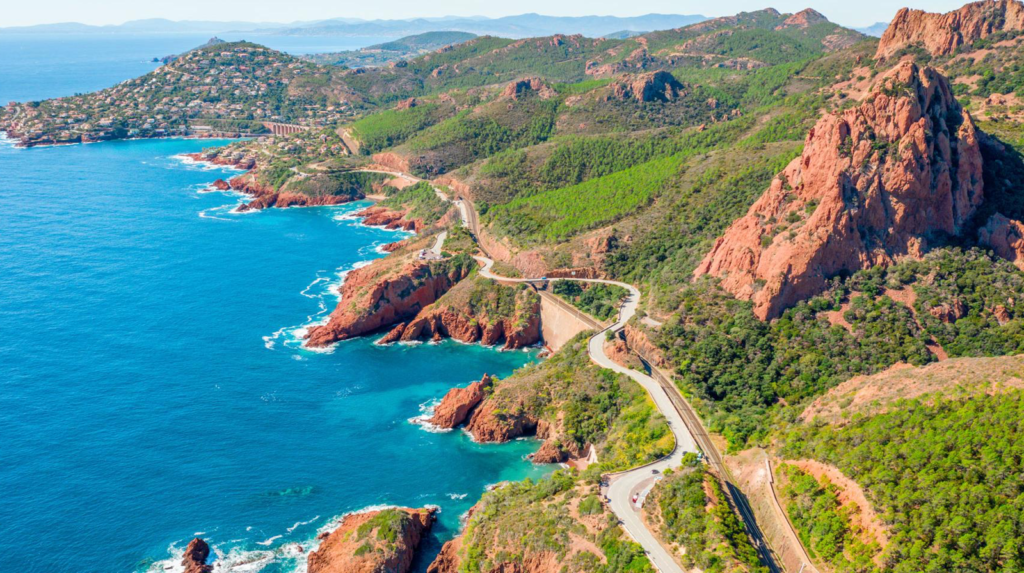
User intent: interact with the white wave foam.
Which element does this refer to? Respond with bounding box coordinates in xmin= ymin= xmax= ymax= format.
xmin=408 ymin=398 xmax=452 ymax=433
xmin=145 ymin=541 xmax=186 ymax=573
xmin=198 ymin=205 xmax=239 ymax=222
xmin=447 ymin=493 xmax=468 ymax=500
xmin=255 ymin=535 xmax=282 ymax=546
xmin=265 ymin=259 xmax=378 ymax=354
xmin=210 ymin=546 xmax=275 ymax=572
xmin=286 ymin=516 xmax=320 ymax=534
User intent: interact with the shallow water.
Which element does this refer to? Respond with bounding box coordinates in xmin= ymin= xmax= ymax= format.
xmin=0 ymin=137 xmax=548 ymax=573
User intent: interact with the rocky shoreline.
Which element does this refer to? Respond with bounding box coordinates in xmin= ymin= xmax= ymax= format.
xmin=183 ymin=152 xmax=366 ymax=212
xmin=0 ymin=128 xmax=246 ymax=149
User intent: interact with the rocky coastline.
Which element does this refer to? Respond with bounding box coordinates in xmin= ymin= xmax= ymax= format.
xmin=307 ymin=507 xmax=437 ymax=573
xmin=0 ymin=128 xmax=245 ymax=149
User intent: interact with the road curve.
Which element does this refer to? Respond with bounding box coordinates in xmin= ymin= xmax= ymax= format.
xmin=476 ymin=257 xmax=697 ymax=573
xmin=354 ymin=168 xmax=776 ymax=573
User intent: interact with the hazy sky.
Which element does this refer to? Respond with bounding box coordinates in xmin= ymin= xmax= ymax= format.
xmin=2 ymin=0 xmax=970 ymax=28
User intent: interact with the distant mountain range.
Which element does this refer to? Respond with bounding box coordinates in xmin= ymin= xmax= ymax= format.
xmin=0 ymin=14 xmax=708 ymax=39
xmin=855 ymin=21 xmax=889 ymax=37
xmin=266 ymin=14 xmax=709 ymax=38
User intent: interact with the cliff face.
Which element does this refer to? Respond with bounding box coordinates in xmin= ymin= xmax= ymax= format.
xmin=305 ymin=252 xmax=473 ymax=348
xmin=465 ymin=399 xmax=541 ymax=443
xmin=355 ymin=205 xmax=421 ymax=232
xmin=229 ymin=172 xmax=361 ymax=212
xmin=502 ymin=77 xmax=556 ymax=100
xmin=308 ymin=507 xmax=436 ymax=573
xmin=980 ymin=213 xmax=1024 ymax=269
xmin=695 ymin=62 xmax=984 ymax=319
xmin=377 ymin=277 xmax=542 ymax=349
xmin=612 ymin=71 xmax=685 ymax=102
xmin=427 ymin=375 xmax=492 ymax=428
xmin=876 ymin=0 xmax=1024 ymax=59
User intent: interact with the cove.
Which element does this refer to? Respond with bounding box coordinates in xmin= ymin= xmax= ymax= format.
xmin=0 ymin=137 xmax=548 ymax=573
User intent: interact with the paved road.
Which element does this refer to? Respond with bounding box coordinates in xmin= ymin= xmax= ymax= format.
xmin=356 ymin=167 xmax=785 ymax=573
xmin=431 ymin=231 xmax=447 ymax=256
xmin=476 ymin=257 xmax=697 ymax=573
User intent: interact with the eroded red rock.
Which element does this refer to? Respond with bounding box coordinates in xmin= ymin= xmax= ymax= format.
xmin=877 ymin=0 xmax=1024 ymax=59
xmin=427 ymin=375 xmax=493 ymax=428
xmin=695 ymin=62 xmax=984 ymax=319
xmin=182 ymin=538 xmax=213 ymax=573
xmin=307 ymin=508 xmax=436 ymax=573
xmin=979 ymin=213 xmax=1024 ymax=270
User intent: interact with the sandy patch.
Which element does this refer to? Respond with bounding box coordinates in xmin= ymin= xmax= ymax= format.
xmin=782 ymin=459 xmax=888 ymax=551
xmin=800 ymin=355 xmax=1024 ymax=425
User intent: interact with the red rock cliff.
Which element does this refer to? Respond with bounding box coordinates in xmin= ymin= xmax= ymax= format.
xmin=228 ymin=172 xmax=361 ymax=212
xmin=876 ymin=0 xmax=1024 ymax=59
xmin=308 ymin=507 xmax=436 ymax=573
xmin=377 ymin=279 xmax=542 ymax=350
xmin=980 ymin=213 xmax=1024 ymax=269
xmin=695 ymin=62 xmax=984 ymax=319
xmin=427 ymin=375 xmax=493 ymax=428
xmin=305 ymin=255 xmax=472 ymax=348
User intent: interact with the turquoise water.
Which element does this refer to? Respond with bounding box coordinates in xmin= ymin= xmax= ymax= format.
xmin=0 ymin=137 xmax=548 ymax=573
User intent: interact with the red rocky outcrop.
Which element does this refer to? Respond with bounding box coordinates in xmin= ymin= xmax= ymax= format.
xmin=427 ymin=375 xmax=492 ymax=428
xmin=227 ymin=172 xmax=359 ymax=212
xmin=876 ymin=0 xmax=1024 ymax=59
xmin=426 ymin=537 xmax=462 ymax=573
xmin=210 ymin=178 xmax=230 ymax=191
xmin=305 ymin=260 xmax=471 ymax=348
xmin=531 ymin=440 xmax=569 ymax=464
xmin=182 ymin=538 xmax=213 ymax=573
xmin=501 ymin=77 xmax=556 ymax=100
xmin=980 ymin=213 xmax=1024 ymax=270
xmin=777 ymin=8 xmax=829 ymax=29
xmin=308 ymin=508 xmax=436 ymax=573
xmin=612 ymin=71 xmax=685 ymax=102
xmin=395 ymin=97 xmax=418 ymax=110
xmin=695 ymin=62 xmax=984 ymax=319
xmin=355 ymin=205 xmax=420 ymax=231
xmin=378 ymin=298 xmax=541 ymax=349
xmin=465 ymin=400 xmax=539 ymax=443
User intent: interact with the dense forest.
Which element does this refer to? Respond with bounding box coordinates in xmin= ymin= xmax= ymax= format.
xmin=781 ymin=392 xmax=1024 ymax=572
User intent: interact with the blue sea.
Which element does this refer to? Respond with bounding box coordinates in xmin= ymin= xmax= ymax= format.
xmin=0 ymin=36 xmax=547 ymax=573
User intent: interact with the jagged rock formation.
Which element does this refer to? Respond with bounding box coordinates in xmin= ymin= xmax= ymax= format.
xmin=876 ymin=0 xmax=1024 ymax=59
xmin=612 ymin=71 xmax=685 ymax=102
xmin=304 ymin=249 xmax=474 ymax=347
xmin=501 ymin=77 xmax=556 ymax=100
xmin=308 ymin=507 xmax=436 ymax=573
xmin=531 ymin=439 xmax=569 ymax=464
xmin=695 ymin=62 xmax=984 ymax=319
xmin=377 ymin=276 xmax=541 ymax=349
xmin=355 ymin=205 xmax=420 ymax=231
xmin=230 ymin=172 xmax=362 ymax=211
xmin=181 ymin=538 xmax=213 ymax=573
xmin=465 ymin=399 xmax=541 ymax=443
xmin=980 ymin=213 xmax=1024 ymax=269
xmin=427 ymin=375 xmax=492 ymax=428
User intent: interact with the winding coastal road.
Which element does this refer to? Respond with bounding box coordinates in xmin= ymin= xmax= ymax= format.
xmin=357 ymin=166 xmax=784 ymax=573
xmin=476 ymin=258 xmax=697 ymax=573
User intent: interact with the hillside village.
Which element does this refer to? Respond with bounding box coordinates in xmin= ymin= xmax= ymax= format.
xmin=0 ymin=42 xmax=357 ymax=146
